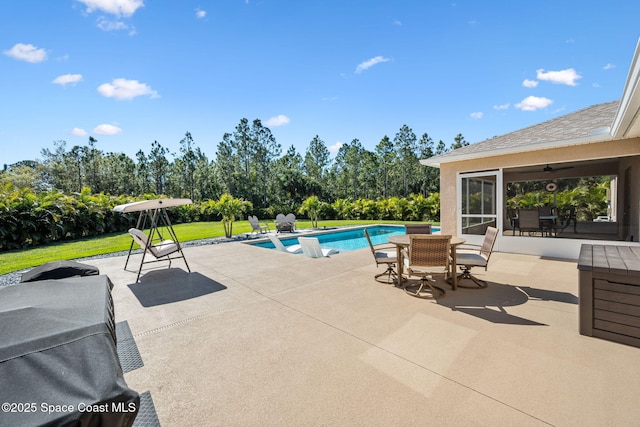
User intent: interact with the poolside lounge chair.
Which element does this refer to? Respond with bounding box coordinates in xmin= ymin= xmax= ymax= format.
xmin=455 ymin=226 xmax=498 ymax=289
xmin=405 ymin=224 xmax=432 ymax=234
xmin=249 ymin=215 xmax=270 ymax=234
xmin=298 ymin=237 xmax=338 ymax=258
xmin=403 ymin=235 xmax=451 ymax=299
xmin=276 ymin=213 xmax=295 ymax=232
xmin=364 ymin=228 xmax=397 ymax=284
xmin=128 ymin=228 xmax=190 ymax=281
xmin=268 ymin=234 xmax=303 ymax=254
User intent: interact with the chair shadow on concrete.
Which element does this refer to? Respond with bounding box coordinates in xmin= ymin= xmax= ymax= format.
xmin=128 ymin=268 xmax=227 ymax=307
xmin=516 ymin=286 xmax=579 ymax=304
xmin=437 ymin=281 xmax=547 ymax=325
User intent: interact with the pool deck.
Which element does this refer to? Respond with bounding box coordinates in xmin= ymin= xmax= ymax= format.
xmin=87 ymin=238 xmax=640 ymax=426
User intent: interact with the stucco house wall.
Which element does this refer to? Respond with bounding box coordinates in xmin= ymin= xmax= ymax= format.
xmin=438 ymin=137 xmax=640 ymax=238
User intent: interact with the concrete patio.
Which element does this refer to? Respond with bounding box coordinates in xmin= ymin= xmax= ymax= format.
xmin=89 ymin=240 xmax=640 ymax=426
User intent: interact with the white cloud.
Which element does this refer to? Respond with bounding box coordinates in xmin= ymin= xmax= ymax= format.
xmin=393 ymin=20 xmax=402 ymax=26
xmin=76 ymin=0 xmax=144 ymax=17
xmin=328 ymin=141 xmax=343 ymax=153
xmin=515 ymin=96 xmax=553 ymax=111
xmin=470 ymin=112 xmax=483 ymax=119
xmin=536 ymin=68 xmax=581 ymax=86
xmin=97 ymin=78 xmax=159 ymax=100
xmin=71 ymin=128 xmax=88 ymax=136
xmin=355 ymin=56 xmax=390 ymax=74
xmin=264 ymin=114 xmax=290 ymax=127
xmin=3 ymin=43 xmax=47 ymax=63
xmin=97 ymin=17 xmax=131 ymax=32
xmin=493 ymin=103 xmax=510 ymax=110
xmin=604 ymin=63 xmax=615 ymax=70
xmin=196 ymin=8 xmax=206 ymax=19
xmin=522 ymin=79 xmax=538 ymax=88
xmin=53 ymin=74 xmax=83 ymax=86
xmin=93 ymin=124 xmax=122 ymax=135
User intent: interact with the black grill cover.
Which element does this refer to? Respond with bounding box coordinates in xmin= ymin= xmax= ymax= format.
xmin=0 ymin=275 xmax=139 ymax=427
xmin=20 ymin=260 xmax=100 ymax=283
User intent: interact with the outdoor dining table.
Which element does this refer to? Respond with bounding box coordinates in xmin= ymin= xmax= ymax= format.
xmin=388 ymin=234 xmax=466 ymax=290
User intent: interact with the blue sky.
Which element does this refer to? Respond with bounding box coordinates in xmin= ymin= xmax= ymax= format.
xmin=1 ymin=1 xmax=639 ymax=166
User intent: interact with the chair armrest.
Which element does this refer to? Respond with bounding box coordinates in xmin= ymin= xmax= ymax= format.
xmin=373 ymin=244 xmax=397 ymax=251
xmin=456 ymin=243 xmax=481 ymax=250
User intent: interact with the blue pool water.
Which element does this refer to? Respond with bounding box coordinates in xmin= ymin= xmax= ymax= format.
xmin=252 ymin=225 xmax=441 ymax=252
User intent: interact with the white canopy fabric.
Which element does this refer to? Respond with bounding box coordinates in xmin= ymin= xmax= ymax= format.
xmin=113 ymin=198 xmax=192 ymax=213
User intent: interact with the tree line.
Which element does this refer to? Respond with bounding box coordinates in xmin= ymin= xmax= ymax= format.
xmin=2 ymin=119 xmax=469 ymax=214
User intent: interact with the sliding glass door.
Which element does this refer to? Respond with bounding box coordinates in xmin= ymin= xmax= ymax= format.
xmin=459 ymin=170 xmax=501 ymax=236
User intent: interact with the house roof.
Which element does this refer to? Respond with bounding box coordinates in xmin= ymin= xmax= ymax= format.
xmin=422 ymin=37 xmax=640 ymax=168
xmin=421 ymin=101 xmax=620 ymax=167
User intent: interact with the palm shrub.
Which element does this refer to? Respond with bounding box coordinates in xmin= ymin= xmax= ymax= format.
xmin=350 ymin=198 xmax=377 ymax=220
xmin=331 ymin=198 xmax=353 ymax=220
xmin=0 ymin=186 xmax=38 ymax=249
xmin=385 ymin=196 xmax=410 ymax=220
xmin=298 ymin=196 xmax=323 ymax=228
xmin=210 ymin=193 xmax=252 ymax=238
xmin=406 ymin=193 xmax=440 ymax=222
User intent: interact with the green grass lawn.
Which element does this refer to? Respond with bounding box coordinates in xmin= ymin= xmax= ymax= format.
xmin=0 ymin=219 xmax=428 ymax=275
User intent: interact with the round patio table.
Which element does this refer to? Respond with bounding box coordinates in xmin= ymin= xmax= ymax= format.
xmin=388 ymin=235 xmax=465 ymax=290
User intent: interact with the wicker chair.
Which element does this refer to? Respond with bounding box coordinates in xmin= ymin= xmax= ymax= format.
xmin=364 ymin=228 xmax=397 ymax=284
xmin=403 ymin=235 xmax=451 ymax=299
xmin=404 ymin=224 xmax=432 ymax=235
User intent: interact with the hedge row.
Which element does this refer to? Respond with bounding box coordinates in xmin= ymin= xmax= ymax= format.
xmin=0 ymin=185 xmax=439 ymax=251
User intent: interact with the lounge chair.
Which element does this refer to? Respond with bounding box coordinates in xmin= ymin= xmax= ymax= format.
xmin=403 ymin=235 xmax=451 ymax=299
xmin=268 ymin=234 xmax=302 ymax=254
xmin=128 ymin=228 xmax=190 ymax=281
xmin=298 ymin=237 xmax=338 ymax=258
xmin=249 ymin=215 xmax=270 ymax=234
xmin=455 ymin=226 xmax=498 ymax=289
xmin=276 ymin=213 xmax=295 ymax=232
xmin=364 ymin=228 xmax=397 ymax=284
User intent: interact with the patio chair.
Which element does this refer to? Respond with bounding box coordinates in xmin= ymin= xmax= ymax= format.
xmin=364 ymin=228 xmax=397 ymax=284
xmin=249 ymin=215 xmax=270 ymax=234
xmin=298 ymin=237 xmax=338 ymax=258
xmin=404 ymin=224 xmax=432 ymax=235
xmin=403 ymin=235 xmax=451 ymax=299
xmin=455 ymin=226 xmax=498 ymax=289
xmin=554 ymin=206 xmax=577 ymax=234
xmin=128 ymin=228 xmax=190 ymax=281
xmin=276 ymin=213 xmax=294 ymax=233
xmin=506 ymin=207 xmax=519 ymax=234
xmin=517 ymin=209 xmax=542 ymax=236
xmin=267 ymin=234 xmax=302 ymax=254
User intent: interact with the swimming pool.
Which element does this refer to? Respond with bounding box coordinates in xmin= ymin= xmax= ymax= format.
xmin=251 ymin=225 xmax=441 ymax=252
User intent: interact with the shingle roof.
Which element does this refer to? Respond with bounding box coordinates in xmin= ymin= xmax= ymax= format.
xmin=428 ymin=100 xmax=620 ymax=163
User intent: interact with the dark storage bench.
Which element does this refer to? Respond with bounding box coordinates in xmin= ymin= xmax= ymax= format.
xmin=578 ymin=244 xmax=640 ymax=348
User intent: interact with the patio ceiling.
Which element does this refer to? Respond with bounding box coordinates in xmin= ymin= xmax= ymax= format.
xmin=505 ymin=159 xmax=620 ymax=180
